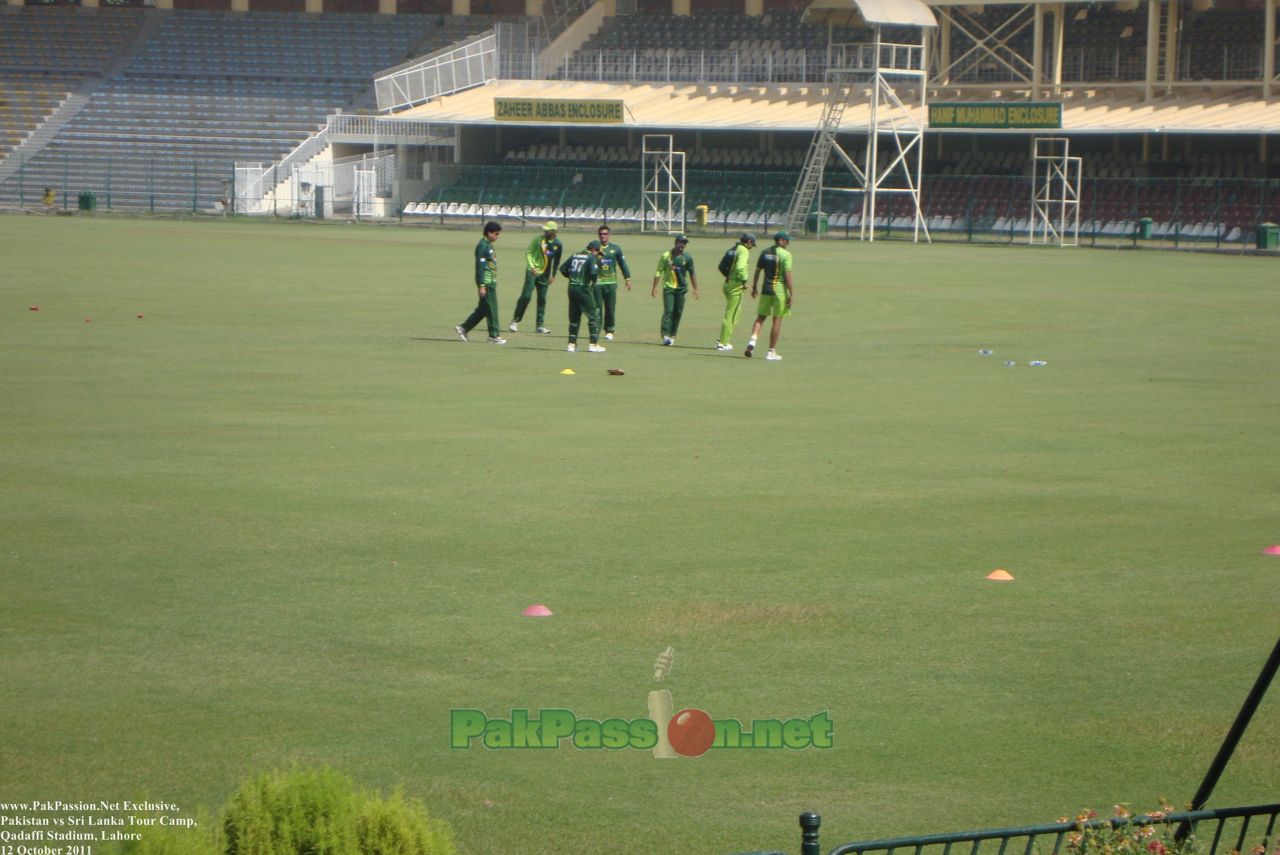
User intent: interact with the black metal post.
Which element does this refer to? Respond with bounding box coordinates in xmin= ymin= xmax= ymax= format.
xmin=801 ymin=812 xmax=821 ymax=855
xmin=1176 ymin=633 xmax=1280 ymax=842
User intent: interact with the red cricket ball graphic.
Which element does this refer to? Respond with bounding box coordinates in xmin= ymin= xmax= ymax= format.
xmin=667 ymin=708 xmax=715 ymax=757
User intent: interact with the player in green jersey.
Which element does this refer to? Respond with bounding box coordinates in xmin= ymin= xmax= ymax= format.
xmin=560 ymin=240 xmax=606 ymax=353
xmin=650 ymin=234 xmax=699 ymax=346
xmin=745 ymin=230 xmax=794 ymax=361
xmin=455 ymin=220 xmax=506 ymax=344
xmin=595 ymin=225 xmax=632 ymax=341
xmin=717 ymin=232 xmax=755 ymax=351
xmin=509 ymin=221 xmax=563 ymax=334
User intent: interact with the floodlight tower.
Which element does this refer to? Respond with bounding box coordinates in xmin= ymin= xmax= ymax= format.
xmin=787 ymin=0 xmax=936 ymax=242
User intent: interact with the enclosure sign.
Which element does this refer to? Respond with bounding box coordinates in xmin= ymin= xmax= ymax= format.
xmin=929 ymin=102 xmax=1062 ymax=129
xmin=494 ymin=98 xmax=625 ymax=124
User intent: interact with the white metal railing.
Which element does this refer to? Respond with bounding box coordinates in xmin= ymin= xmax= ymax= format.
xmin=326 ymin=113 xmax=455 ymax=143
xmin=830 ymin=42 xmax=926 ymax=75
xmin=276 ymin=128 xmax=330 ymax=175
xmin=233 ymin=162 xmax=267 ymax=214
xmin=333 ymin=150 xmax=395 ymax=214
xmin=558 ymin=48 xmax=824 ymax=83
xmin=374 ymin=32 xmax=497 ymax=113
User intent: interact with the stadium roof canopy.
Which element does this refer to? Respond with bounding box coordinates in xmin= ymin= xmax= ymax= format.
xmin=396 ymin=81 xmax=1280 ymax=135
xmin=802 ymin=0 xmax=938 ymax=28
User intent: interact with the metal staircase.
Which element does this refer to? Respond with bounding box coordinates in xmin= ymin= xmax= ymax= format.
xmin=784 ymin=75 xmax=852 ymax=235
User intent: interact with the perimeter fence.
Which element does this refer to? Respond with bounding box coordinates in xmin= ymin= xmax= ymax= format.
xmin=7 ymin=156 xmax=1279 ymax=250
xmin=737 ymin=802 xmax=1279 ymax=855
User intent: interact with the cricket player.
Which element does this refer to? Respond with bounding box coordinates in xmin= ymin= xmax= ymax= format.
xmin=561 ymin=240 xmax=606 ymax=353
xmin=746 ymin=230 xmax=794 ymax=361
xmin=717 ymin=232 xmax=755 ymax=351
xmin=650 ymin=234 xmax=699 ymax=346
xmin=596 ymin=225 xmax=632 ymax=341
xmin=509 ymin=221 xmax=563 ymax=334
xmin=455 ymin=220 xmax=506 ymax=344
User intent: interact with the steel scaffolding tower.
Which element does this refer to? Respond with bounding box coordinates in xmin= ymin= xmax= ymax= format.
xmin=1030 ymin=137 xmax=1082 ymax=246
xmin=790 ymin=0 xmax=936 ymax=241
xmin=641 ymin=134 xmax=686 ymax=234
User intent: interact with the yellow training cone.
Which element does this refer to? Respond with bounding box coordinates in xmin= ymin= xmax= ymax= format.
xmin=560 ymin=368 xmax=575 ymax=375
xmin=986 ymin=569 xmax=1015 ymax=581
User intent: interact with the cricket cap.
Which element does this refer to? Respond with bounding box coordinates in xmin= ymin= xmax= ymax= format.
xmin=673 ymin=233 xmax=689 ymax=243
xmin=740 ymin=232 xmax=756 ymax=244
xmin=773 ymin=230 xmax=792 ymax=241
xmin=587 ymin=240 xmax=602 ymax=250
xmin=543 ymin=221 xmax=557 ymax=231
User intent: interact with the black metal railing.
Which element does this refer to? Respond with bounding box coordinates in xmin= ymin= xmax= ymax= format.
xmin=737 ymin=802 xmax=1280 ymax=855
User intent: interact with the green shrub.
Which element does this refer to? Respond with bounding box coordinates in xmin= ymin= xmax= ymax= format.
xmin=355 ymin=788 xmax=455 ymax=855
xmin=223 ymin=767 xmax=454 ymax=855
xmin=112 ymin=808 xmax=223 ymax=855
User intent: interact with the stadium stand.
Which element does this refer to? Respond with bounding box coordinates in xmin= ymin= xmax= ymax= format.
xmin=0 ymin=7 xmax=143 ymax=160
xmin=0 ymin=1 xmax=1275 ymax=242
xmin=0 ymin=8 xmax=503 ymax=210
xmin=1057 ymin=4 xmax=1147 ymax=82
xmin=559 ymin=9 xmax=901 ymax=82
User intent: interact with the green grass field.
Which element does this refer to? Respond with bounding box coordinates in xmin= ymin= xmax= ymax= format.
xmin=2 ymin=215 xmax=1278 ymax=855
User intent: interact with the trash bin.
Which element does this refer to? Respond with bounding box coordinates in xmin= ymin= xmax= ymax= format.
xmin=1255 ymin=222 xmax=1279 ymax=250
xmin=77 ymin=191 xmax=97 ymax=212
xmin=806 ymin=211 xmax=828 ymax=236
xmin=314 ymin=186 xmax=326 ymax=220
xmin=695 ymin=204 xmax=708 ymax=226
xmin=1138 ymin=217 xmax=1153 ymax=239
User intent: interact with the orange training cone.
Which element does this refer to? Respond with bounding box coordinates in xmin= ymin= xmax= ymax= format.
xmin=986 ymin=569 xmax=1015 ymax=581
xmin=522 ymin=604 xmax=553 ymax=617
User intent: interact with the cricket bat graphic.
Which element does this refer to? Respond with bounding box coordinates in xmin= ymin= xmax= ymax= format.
xmin=648 ymin=647 xmax=677 ymax=759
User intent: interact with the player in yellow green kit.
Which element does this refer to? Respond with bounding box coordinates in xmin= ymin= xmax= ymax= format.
xmin=746 ymin=230 xmax=794 ymax=361
xmin=595 ymin=225 xmax=632 ymax=341
xmin=455 ymin=220 xmax=506 ymax=344
xmin=561 ymin=240 xmax=607 ymax=353
xmin=650 ymin=234 xmax=699 ymax=346
xmin=509 ymin=221 xmax=563 ymax=334
xmin=717 ymin=232 xmax=755 ymax=351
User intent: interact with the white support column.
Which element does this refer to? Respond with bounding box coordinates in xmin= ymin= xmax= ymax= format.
xmin=1052 ymin=3 xmax=1065 ymax=92
xmin=82 ymin=0 xmax=100 ymax=8
xmin=526 ymin=0 xmax=543 ymax=17
xmin=1265 ymin=0 xmax=1275 ymax=98
xmin=1164 ymin=0 xmax=1178 ymax=86
xmin=939 ymin=14 xmax=951 ymax=84
xmin=452 ymin=0 xmax=470 ymax=15
xmin=231 ymin=0 xmax=249 ymax=12
xmin=745 ymin=0 xmax=763 ymax=16
xmin=379 ymin=0 xmax=396 ymax=13
xmin=1145 ymin=0 xmax=1160 ymax=101
xmin=305 ymin=0 xmax=323 ymax=12
xmin=1032 ymin=3 xmax=1043 ymax=99
xmin=672 ymin=0 xmax=690 ymax=16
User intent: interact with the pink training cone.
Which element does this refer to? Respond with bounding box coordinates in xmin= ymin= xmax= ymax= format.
xmin=1263 ymin=545 xmax=1280 ymax=556
xmin=986 ymin=569 xmax=1015 ymax=581
xmin=522 ymin=604 xmax=554 ymax=617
